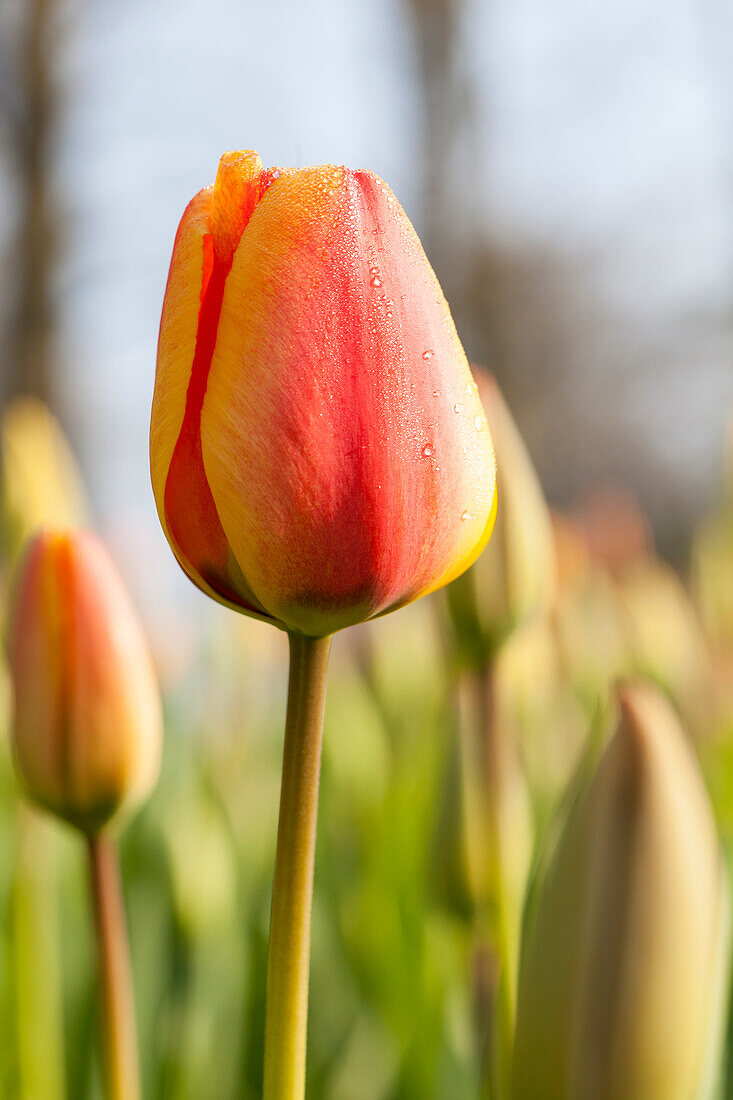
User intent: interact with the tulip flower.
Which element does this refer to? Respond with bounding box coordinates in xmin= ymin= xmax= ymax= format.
xmin=512 ymin=681 xmax=730 ymax=1100
xmin=150 ymin=149 xmax=496 ymax=638
xmin=446 ymin=370 xmax=555 ymax=666
xmin=9 ymin=529 xmax=163 ymax=1100
xmin=1 ymin=395 xmax=89 ymax=563
xmin=9 ymin=530 xmax=162 ymax=832
xmin=0 ymin=396 xmax=89 ymax=1100
xmin=151 ymin=149 xmax=496 ymax=1100
xmin=619 ymin=557 xmax=712 ymax=732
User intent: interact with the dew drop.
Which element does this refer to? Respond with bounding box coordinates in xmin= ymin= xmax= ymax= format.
xmin=432 ymin=389 xmax=440 ymax=397
xmin=454 ymin=403 xmax=462 ymax=414
xmin=371 ymin=274 xmax=382 ymax=287
xmin=461 ymin=509 xmax=472 ymax=522
xmin=422 ymin=444 xmax=434 ymax=458
xmin=422 ymin=349 xmax=434 ymax=360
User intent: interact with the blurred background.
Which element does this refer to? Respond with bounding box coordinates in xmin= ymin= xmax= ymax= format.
xmin=0 ymin=0 xmax=733 ymax=1097
xmin=2 ymin=0 xmax=733 ymax=555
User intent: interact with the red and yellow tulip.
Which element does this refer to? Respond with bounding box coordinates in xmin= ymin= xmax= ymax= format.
xmin=9 ymin=530 xmax=162 ymax=834
xmin=151 ymin=150 xmax=496 ymax=636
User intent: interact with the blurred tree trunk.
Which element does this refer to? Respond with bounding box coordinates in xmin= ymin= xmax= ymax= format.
xmin=0 ymin=8 xmax=67 ymax=1100
xmin=402 ymin=0 xmax=479 ymax=303
xmin=1 ymin=0 xmax=59 ymax=405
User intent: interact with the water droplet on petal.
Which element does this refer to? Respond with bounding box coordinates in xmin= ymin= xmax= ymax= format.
xmin=454 ymin=403 xmax=462 ymax=414
xmin=422 ymin=444 xmax=434 ymax=458
xmin=461 ymin=509 xmax=472 ymax=522
xmin=371 ymin=274 xmax=382 ymax=287
xmin=422 ymin=349 xmax=434 ymax=360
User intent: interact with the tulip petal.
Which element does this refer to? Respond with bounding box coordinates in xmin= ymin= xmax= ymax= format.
xmin=151 ymin=187 xmax=212 ymax=511
xmin=151 ymin=172 xmax=273 ymax=619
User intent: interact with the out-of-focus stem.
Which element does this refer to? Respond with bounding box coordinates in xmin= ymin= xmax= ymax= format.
xmin=263 ymin=632 xmax=332 ymax=1100
xmin=12 ymin=800 xmax=66 ymax=1100
xmin=457 ymin=658 xmax=522 ymax=1100
xmin=481 ymin=662 xmax=520 ymax=1029
xmin=87 ymin=833 xmax=139 ymax=1100
xmin=483 ymin=667 xmax=516 ymax=1100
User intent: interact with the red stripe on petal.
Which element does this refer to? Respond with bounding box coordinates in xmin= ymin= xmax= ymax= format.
xmin=163 ymin=157 xmax=286 ymax=616
xmin=164 ymin=235 xmax=266 ymax=614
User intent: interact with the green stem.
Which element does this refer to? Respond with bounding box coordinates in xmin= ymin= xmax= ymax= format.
xmin=458 ymin=660 xmax=521 ymax=1100
xmin=263 ymin=631 xmax=332 ymax=1100
xmin=13 ymin=801 xmax=66 ymax=1100
xmin=87 ymin=833 xmax=140 ymax=1100
xmin=482 ymin=662 xmax=518 ymax=1032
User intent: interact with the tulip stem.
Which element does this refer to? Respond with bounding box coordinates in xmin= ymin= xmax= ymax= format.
xmin=87 ymin=833 xmax=140 ymax=1100
xmin=263 ymin=631 xmax=332 ymax=1100
xmin=458 ymin=661 xmax=518 ymax=1100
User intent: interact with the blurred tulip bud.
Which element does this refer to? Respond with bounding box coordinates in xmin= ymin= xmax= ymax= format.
xmin=618 ymin=558 xmax=712 ymax=730
xmin=446 ymin=371 xmax=555 ymax=665
xmin=1 ymin=397 xmax=89 ymax=563
xmin=693 ymin=507 xmax=733 ymax=653
xmin=513 ymin=681 xmax=730 ymax=1100
xmin=570 ymin=486 xmax=652 ymax=577
xmin=553 ymin=566 xmax=633 ymax=714
xmin=151 ymin=150 xmax=496 ymax=636
xmin=9 ymin=530 xmax=162 ymax=833
xmin=551 ymin=513 xmax=591 ymax=594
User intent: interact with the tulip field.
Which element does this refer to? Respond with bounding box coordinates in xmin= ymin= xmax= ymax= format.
xmin=0 ymin=146 xmax=733 ymax=1100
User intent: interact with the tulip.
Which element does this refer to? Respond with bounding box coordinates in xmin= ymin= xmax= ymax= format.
xmin=446 ymin=370 xmax=555 ymax=666
xmin=618 ymin=558 xmax=712 ymax=732
xmin=569 ymin=486 xmax=652 ymax=576
xmin=150 ymin=149 xmax=496 ymax=638
xmin=9 ymin=529 xmax=163 ymax=1100
xmin=0 ymin=396 xmax=88 ymax=1100
xmin=512 ymin=681 xmax=730 ymax=1100
xmin=1 ymin=395 xmax=89 ymax=563
xmin=151 ymin=150 xmax=496 ymax=1100
xmin=693 ymin=509 xmax=733 ymax=652
xmin=9 ymin=530 xmax=162 ymax=833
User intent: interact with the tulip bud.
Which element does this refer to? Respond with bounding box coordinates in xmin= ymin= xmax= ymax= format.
xmin=8 ymin=530 xmax=162 ymax=833
xmin=446 ymin=371 xmax=555 ymax=665
xmin=512 ymin=681 xmax=730 ymax=1100
xmin=151 ymin=150 xmax=496 ymax=636
xmin=618 ymin=558 xmax=712 ymax=730
xmin=1 ymin=396 xmax=89 ymax=563
xmin=570 ymin=486 xmax=652 ymax=576
xmin=693 ymin=507 xmax=733 ymax=653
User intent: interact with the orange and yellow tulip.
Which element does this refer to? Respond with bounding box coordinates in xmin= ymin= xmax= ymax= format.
xmin=151 ymin=150 xmax=496 ymax=636
xmin=9 ymin=530 xmax=162 ymax=834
